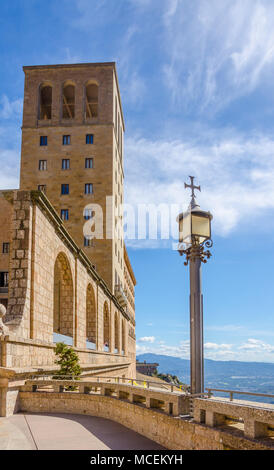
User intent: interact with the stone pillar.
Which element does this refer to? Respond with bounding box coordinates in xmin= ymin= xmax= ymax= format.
xmin=194 ymin=407 xmax=206 ymax=424
xmin=206 ymin=410 xmax=226 ymax=427
xmin=0 ymin=367 xmax=15 ymax=417
xmin=244 ymin=419 xmax=268 ymax=439
xmin=0 ymin=381 xmax=8 ymax=417
xmin=109 ymin=307 xmax=115 ymax=353
xmin=118 ymin=315 xmax=122 ymax=355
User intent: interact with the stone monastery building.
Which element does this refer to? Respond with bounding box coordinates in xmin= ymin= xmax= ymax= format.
xmin=0 ymin=63 xmax=137 ymax=415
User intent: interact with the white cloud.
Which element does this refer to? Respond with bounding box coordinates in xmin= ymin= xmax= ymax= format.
xmin=239 ymin=338 xmax=274 ymax=354
xmin=136 ymin=337 xmax=274 ymax=362
xmin=138 ymin=336 xmax=155 ymax=343
xmin=136 ymin=339 xmax=190 ymax=359
xmin=0 ymin=95 xmax=23 ymax=120
xmin=0 ymin=149 xmax=20 ymax=189
xmin=162 ymin=0 xmax=274 ymax=113
xmin=204 ymin=342 xmax=233 ymax=351
xmin=124 ymin=129 xmax=274 ymax=245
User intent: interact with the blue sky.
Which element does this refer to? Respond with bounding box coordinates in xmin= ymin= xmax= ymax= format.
xmin=1 ymin=0 xmax=274 ymax=362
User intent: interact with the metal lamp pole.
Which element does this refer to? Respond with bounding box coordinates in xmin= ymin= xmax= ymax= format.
xmin=178 ymin=177 xmax=213 ymax=395
xmin=189 ymin=244 xmax=204 ymax=394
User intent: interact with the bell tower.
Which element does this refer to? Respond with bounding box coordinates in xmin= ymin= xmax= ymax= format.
xmin=20 ymin=62 xmax=126 ymax=293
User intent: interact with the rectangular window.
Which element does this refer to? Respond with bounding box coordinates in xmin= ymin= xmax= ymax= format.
xmin=84 ymin=236 xmax=94 ymax=247
xmin=84 ymin=209 xmax=93 ymax=220
xmin=86 ymin=134 xmax=94 ymax=144
xmin=61 ymin=209 xmax=69 ymax=221
xmin=38 ymin=185 xmax=46 ymax=193
xmin=2 ymin=243 xmax=9 ymax=254
xmin=63 ymin=135 xmax=71 ymax=145
xmin=61 ymin=184 xmax=69 ymax=195
xmin=62 ymin=159 xmax=70 ymax=170
xmin=85 ymin=158 xmax=93 ymax=169
xmin=85 ymin=183 xmax=93 ymax=194
xmin=0 ymin=272 xmax=8 ymax=288
xmin=40 ymin=136 xmax=48 ymax=146
xmin=39 ymin=160 xmax=47 ymax=171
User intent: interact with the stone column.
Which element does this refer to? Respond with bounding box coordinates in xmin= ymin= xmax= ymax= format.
xmin=244 ymin=419 xmax=268 ymax=439
xmin=0 ymin=367 xmax=15 ymax=417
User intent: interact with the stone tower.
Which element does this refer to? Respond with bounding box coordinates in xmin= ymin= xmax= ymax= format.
xmin=20 ymin=63 xmax=126 ymax=294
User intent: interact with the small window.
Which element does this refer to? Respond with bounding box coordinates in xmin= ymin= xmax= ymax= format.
xmin=85 ymin=183 xmax=93 ymax=194
xmin=61 ymin=209 xmax=69 ymax=221
xmin=85 ymin=158 xmax=93 ymax=169
xmin=0 ymin=272 xmax=8 ymax=288
xmin=63 ymin=135 xmax=71 ymax=145
xmin=86 ymin=134 xmax=94 ymax=144
xmin=61 ymin=184 xmax=69 ymax=195
xmin=39 ymin=160 xmax=47 ymax=171
xmin=40 ymin=136 xmax=48 ymax=146
xmin=84 ymin=209 xmax=93 ymax=220
xmin=38 ymin=185 xmax=46 ymax=193
xmin=62 ymin=159 xmax=70 ymax=170
xmin=2 ymin=243 xmax=9 ymax=254
xmin=84 ymin=236 xmax=94 ymax=247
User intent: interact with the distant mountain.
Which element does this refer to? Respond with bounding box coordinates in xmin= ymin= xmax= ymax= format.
xmin=137 ymin=353 xmax=274 ymax=404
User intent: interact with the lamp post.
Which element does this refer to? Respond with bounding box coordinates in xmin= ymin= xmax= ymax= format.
xmin=177 ymin=176 xmax=213 ymax=395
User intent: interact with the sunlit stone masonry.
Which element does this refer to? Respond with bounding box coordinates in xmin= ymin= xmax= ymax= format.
xmin=0 ymin=62 xmax=136 ymax=417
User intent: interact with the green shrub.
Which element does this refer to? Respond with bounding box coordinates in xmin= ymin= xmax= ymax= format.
xmin=53 ymin=342 xmax=81 ymax=389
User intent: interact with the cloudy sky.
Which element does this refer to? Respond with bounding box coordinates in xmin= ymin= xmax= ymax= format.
xmin=1 ymin=0 xmax=274 ymax=362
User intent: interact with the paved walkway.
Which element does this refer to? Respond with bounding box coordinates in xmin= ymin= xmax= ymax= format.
xmin=0 ymin=413 xmax=165 ymax=450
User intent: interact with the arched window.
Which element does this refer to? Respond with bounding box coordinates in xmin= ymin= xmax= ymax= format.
xmin=53 ymin=253 xmax=73 ymax=340
xmin=86 ymin=284 xmax=96 ymax=349
xmin=122 ymin=319 xmax=125 ymax=355
xmin=103 ymin=302 xmax=110 ymax=351
xmin=114 ymin=312 xmax=119 ymax=353
xmin=39 ymin=84 xmax=52 ymax=120
xmin=85 ymin=83 xmax=98 ymax=118
xmin=62 ymin=82 xmax=75 ymax=119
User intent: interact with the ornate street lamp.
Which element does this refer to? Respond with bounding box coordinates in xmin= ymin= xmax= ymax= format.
xmin=177 ymin=176 xmax=213 ymax=395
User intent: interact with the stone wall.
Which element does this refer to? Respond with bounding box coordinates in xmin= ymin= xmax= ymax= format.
xmin=0 ymin=190 xmax=135 ymax=376
xmin=18 ymin=391 xmax=273 ymax=450
xmin=0 ymin=192 xmax=14 ymax=307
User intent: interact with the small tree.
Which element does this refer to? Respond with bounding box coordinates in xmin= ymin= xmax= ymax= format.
xmin=54 ymin=342 xmax=81 ymax=381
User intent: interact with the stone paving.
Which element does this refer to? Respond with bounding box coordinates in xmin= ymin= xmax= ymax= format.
xmin=0 ymin=413 xmax=165 ymax=450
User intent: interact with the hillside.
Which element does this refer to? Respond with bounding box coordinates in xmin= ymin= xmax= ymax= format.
xmin=137 ymin=353 xmax=274 ymax=404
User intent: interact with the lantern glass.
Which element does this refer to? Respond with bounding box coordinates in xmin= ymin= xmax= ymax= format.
xmin=191 ymin=212 xmax=210 ymax=243
xmin=179 ymin=211 xmax=191 ymax=244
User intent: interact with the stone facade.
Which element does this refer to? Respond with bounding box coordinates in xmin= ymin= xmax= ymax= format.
xmin=0 ymin=62 xmax=137 ymax=418
xmin=0 ymin=189 xmax=135 ymax=364
xmin=136 ymin=361 xmax=159 ymax=376
xmin=19 ymin=62 xmax=129 ymax=296
xmin=0 ymin=192 xmax=13 ymax=308
xmin=0 ymin=189 xmax=136 ymax=415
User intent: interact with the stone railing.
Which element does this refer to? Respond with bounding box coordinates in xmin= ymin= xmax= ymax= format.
xmin=21 ymin=376 xmax=190 ymax=417
xmin=194 ymin=389 xmax=274 ymax=439
xmin=16 ymin=380 xmax=274 ymax=449
xmin=28 ymin=374 xmax=190 ymax=393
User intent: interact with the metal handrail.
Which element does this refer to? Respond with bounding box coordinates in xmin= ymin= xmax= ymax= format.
xmin=206 ymin=388 xmax=274 ymax=402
